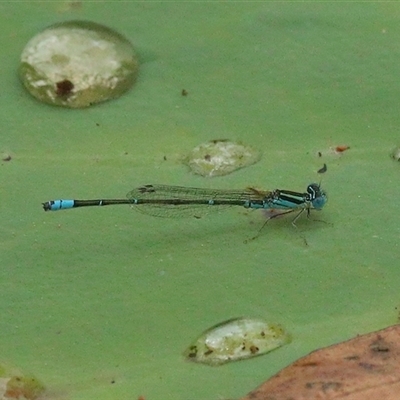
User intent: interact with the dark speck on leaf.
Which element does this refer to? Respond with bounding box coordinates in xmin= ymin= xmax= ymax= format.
xmin=317 ymin=163 xmax=327 ymax=174
xmin=56 ymin=79 xmax=74 ymax=97
xmin=211 ymin=139 xmax=228 ymax=144
xmin=250 ymin=345 xmax=259 ymax=354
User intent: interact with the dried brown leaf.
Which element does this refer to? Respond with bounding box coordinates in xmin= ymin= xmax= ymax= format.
xmin=241 ymin=324 xmax=400 ymax=400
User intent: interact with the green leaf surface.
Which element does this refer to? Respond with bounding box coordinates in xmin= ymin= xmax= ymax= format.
xmin=1 ymin=2 xmax=399 ymax=400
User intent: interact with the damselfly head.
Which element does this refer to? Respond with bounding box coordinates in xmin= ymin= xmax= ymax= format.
xmin=307 ymin=183 xmax=327 ymax=210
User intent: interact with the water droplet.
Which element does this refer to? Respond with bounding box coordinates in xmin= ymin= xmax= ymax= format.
xmin=19 ymin=21 xmax=139 ymax=108
xmin=391 ymin=146 xmax=400 ymax=161
xmin=183 ymin=317 xmax=291 ymax=366
xmin=0 ymin=363 xmax=45 ymax=400
xmin=185 ymin=139 xmax=261 ymax=177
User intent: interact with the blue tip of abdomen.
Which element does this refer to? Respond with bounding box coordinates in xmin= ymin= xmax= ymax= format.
xmin=43 ymin=199 xmax=75 ymax=211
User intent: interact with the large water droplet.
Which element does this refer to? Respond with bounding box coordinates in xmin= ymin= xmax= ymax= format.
xmin=19 ymin=21 xmax=139 ymax=108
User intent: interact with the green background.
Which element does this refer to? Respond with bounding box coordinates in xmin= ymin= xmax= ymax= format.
xmin=1 ymin=2 xmax=399 ymax=399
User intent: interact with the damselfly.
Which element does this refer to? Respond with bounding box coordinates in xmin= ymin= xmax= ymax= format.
xmin=42 ymin=183 xmax=327 ymax=223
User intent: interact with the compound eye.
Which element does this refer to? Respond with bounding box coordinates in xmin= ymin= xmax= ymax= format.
xmin=307 ymin=183 xmax=319 ymax=199
xmin=312 ymin=196 xmax=327 ymax=209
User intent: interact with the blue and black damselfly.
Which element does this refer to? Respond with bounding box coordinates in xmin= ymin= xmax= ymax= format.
xmin=42 ymin=183 xmax=327 ymax=225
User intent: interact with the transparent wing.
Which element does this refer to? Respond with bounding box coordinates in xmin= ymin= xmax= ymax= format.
xmin=126 ymin=184 xmax=271 ymax=218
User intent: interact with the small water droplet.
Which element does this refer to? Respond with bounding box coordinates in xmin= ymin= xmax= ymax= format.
xmin=391 ymin=146 xmax=400 ymax=161
xmin=19 ymin=20 xmax=139 ymax=108
xmin=185 ymin=139 xmax=261 ymax=177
